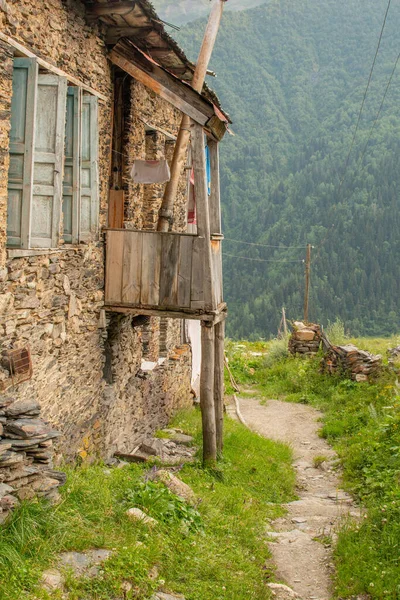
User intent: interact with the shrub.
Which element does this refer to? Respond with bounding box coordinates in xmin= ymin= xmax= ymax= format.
xmin=264 ymin=334 xmax=290 ymax=368
xmin=325 ymin=318 xmax=348 ymax=345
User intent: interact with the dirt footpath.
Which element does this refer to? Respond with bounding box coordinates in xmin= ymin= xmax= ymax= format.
xmin=232 ymin=396 xmax=360 ymax=600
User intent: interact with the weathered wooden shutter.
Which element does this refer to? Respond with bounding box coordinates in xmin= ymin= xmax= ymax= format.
xmin=62 ymin=86 xmax=81 ymax=243
xmin=80 ymin=94 xmax=99 ymax=241
xmin=7 ymin=58 xmax=38 ymax=248
xmin=31 ymin=73 xmax=67 ymax=248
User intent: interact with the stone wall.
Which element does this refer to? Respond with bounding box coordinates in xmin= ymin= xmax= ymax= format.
xmin=0 ymin=0 xmax=192 ymax=462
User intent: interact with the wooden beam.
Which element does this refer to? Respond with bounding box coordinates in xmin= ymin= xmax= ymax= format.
xmin=0 ymin=32 xmax=108 ymax=102
xmin=106 ymin=27 xmax=154 ymax=44
xmin=208 ymin=140 xmax=221 ymax=234
xmin=109 ymin=40 xmax=216 ymax=126
xmin=104 ymin=303 xmax=227 ymax=323
xmin=214 ymin=319 xmax=225 ymax=454
xmin=86 ymin=2 xmax=139 ymax=17
xmin=201 ymin=322 xmax=217 ymax=466
xmin=192 ymin=122 xmax=214 ymax=311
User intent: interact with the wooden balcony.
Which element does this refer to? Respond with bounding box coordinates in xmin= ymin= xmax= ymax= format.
xmin=104 ymin=228 xmax=225 ymax=322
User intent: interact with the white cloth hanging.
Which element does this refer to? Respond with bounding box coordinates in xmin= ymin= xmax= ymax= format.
xmin=130 ymin=159 xmax=171 ymax=184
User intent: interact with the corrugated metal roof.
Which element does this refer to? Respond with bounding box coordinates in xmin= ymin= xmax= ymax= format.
xmin=82 ymin=0 xmax=230 ymax=121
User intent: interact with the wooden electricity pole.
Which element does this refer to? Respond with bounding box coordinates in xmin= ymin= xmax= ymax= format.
xmin=157 ymin=0 xmax=227 ymax=231
xmin=303 ymin=243 xmax=311 ymax=323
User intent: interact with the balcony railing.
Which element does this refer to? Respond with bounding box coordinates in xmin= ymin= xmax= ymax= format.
xmin=104 ymin=228 xmax=224 ymax=320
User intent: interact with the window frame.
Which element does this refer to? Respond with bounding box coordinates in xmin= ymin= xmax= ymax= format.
xmin=7 ymin=57 xmax=100 ymax=250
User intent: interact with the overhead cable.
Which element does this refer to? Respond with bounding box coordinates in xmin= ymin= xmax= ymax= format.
xmin=338 ymin=0 xmax=392 ymax=191
xmin=223 ymin=253 xmax=304 ymax=263
xmin=224 ymin=237 xmax=307 ymax=249
xmin=315 ymin=43 xmax=399 ymax=265
xmin=358 ymin=49 xmax=400 ymax=167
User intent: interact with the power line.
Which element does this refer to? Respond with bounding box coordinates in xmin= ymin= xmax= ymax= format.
xmin=223 ymin=252 xmax=304 ymax=263
xmin=224 ymin=237 xmax=307 ymax=249
xmin=315 ymin=44 xmax=400 ymax=265
xmin=358 ymin=49 xmax=400 ymax=167
xmin=337 ymin=0 xmax=392 ymax=192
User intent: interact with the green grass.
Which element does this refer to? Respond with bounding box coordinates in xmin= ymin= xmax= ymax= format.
xmin=226 ymin=337 xmax=400 ymax=599
xmin=0 ymin=409 xmax=295 ymax=600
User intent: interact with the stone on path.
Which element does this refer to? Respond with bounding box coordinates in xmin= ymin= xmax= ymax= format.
xmin=41 ymin=568 xmax=64 ymax=591
xmin=151 ymin=593 xmax=186 ymax=600
xmin=153 ymin=470 xmax=195 ymax=503
xmin=126 ymin=507 xmax=157 ymax=526
xmin=267 ymin=583 xmax=302 ymax=599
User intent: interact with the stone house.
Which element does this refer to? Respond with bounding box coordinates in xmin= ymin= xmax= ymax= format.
xmin=0 ymin=0 xmax=228 ymax=462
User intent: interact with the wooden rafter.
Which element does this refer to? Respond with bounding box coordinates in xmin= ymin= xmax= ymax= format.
xmin=109 ymin=40 xmax=227 ymax=138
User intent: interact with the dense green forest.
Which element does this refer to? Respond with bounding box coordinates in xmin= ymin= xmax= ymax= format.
xmin=170 ymin=0 xmax=400 ymax=338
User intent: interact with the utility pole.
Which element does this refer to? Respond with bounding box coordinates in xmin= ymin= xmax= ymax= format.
xmin=304 ymin=243 xmax=311 ymax=323
xmin=157 ymin=0 xmax=227 ymax=232
xmin=282 ymin=307 xmax=288 ymax=336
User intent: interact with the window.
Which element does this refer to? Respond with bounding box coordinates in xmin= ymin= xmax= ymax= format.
xmin=7 ymin=58 xmax=99 ymax=249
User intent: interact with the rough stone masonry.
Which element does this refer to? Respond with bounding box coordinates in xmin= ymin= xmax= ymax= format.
xmin=0 ymin=0 xmax=193 ymax=467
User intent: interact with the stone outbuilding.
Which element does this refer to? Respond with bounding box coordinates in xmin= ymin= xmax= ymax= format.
xmin=0 ymin=0 xmax=229 ymax=462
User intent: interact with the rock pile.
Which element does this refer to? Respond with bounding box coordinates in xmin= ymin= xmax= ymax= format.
xmin=388 ymin=345 xmax=400 ymax=368
xmin=289 ymin=322 xmax=322 ymax=356
xmin=114 ymin=428 xmax=196 ymax=465
xmin=322 ymin=344 xmax=382 ymax=382
xmin=0 ymin=396 xmax=65 ymax=523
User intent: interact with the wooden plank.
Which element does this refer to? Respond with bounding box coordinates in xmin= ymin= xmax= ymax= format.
xmin=110 ymin=41 xmax=216 ymax=126
xmin=211 ymin=239 xmax=223 ymax=307
xmin=200 ymin=323 xmax=217 ymax=466
xmin=191 ymin=235 xmax=205 ymax=308
xmin=177 ymin=235 xmax=193 ymax=308
xmin=159 ymin=234 xmax=180 ymax=306
xmin=104 ymin=227 xmax=196 ymax=238
xmin=191 ymin=122 xmax=214 ymax=310
xmin=141 ymin=232 xmax=161 ymax=306
xmin=105 ymin=305 xmax=216 ymax=321
xmin=208 ymin=140 xmax=221 ymax=234
xmin=121 ymin=231 xmax=142 ymax=304
xmin=108 ymin=190 xmax=125 ymax=229
xmin=0 ymin=33 xmax=108 ymax=102
xmin=105 ymin=230 xmax=124 ymax=304
xmin=214 ymin=319 xmax=225 ymax=454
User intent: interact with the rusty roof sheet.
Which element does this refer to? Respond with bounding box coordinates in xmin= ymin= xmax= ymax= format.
xmin=83 ymin=0 xmax=229 ymax=121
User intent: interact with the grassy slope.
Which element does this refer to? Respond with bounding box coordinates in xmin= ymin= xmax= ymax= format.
xmin=226 ymin=335 xmax=400 ymax=599
xmin=0 ymin=411 xmax=294 ymax=600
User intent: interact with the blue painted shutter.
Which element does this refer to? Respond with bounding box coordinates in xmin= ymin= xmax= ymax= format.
xmin=7 ymin=58 xmax=38 ymax=248
xmin=80 ymin=94 xmax=99 ymax=241
xmin=63 ymin=86 xmax=81 ymax=243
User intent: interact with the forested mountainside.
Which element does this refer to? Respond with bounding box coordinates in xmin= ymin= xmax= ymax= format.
xmin=151 ymin=0 xmax=264 ymax=25
xmin=175 ymin=0 xmax=400 ymax=339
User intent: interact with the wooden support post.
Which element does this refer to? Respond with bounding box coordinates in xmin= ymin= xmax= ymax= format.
xmin=208 ymin=139 xmax=221 ymax=234
xmin=304 ymin=243 xmax=311 ymax=323
xmin=201 ymin=322 xmax=217 ymax=466
xmin=283 ymin=307 xmax=288 ymax=336
xmin=214 ymin=319 xmax=225 ymax=454
xmin=157 ymin=0 xmax=226 ymax=232
xmin=191 ymin=122 xmax=214 ymax=310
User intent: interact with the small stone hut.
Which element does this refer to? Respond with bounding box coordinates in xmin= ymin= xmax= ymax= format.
xmin=0 ymin=0 xmax=229 ymax=463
